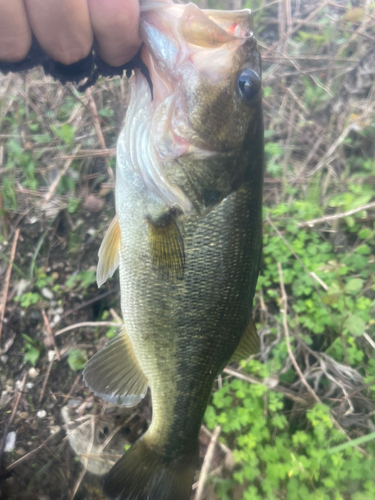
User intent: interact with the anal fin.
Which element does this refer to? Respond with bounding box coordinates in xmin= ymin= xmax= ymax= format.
xmin=97 ymin=215 xmax=121 ymax=288
xmin=146 ymin=209 xmax=185 ymax=284
xmin=83 ymin=327 xmax=148 ymax=407
xmin=231 ymin=317 xmax=260 ymax=361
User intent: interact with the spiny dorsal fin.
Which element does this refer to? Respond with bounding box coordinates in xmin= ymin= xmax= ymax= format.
xmin=231 ymin=317 xmax=260 ymax=361
xmin=146 ymin=210 xmax=184 ymax=284
xmin=97 ymin=215 xmax=121 ymax=288
xmin=83 ymin=327 xmax=148 ymax=407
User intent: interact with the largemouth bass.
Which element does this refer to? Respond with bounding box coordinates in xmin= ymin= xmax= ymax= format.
xmin=83 ymin=1 xmax=263 ymax=499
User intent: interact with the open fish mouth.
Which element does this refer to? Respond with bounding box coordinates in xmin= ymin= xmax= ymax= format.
xmin=140 ymin=1 xmax=257 ymax=148
xmin=122 ymin=0 xmax=261 ymax=214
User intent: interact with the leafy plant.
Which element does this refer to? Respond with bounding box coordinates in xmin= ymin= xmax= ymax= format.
xmin=65 ymin=270 xmax=97 ymax=290
xmin=205 ymin=362 xmax=375 ymax=500
xmin=16 ymin=292 xmax=41 ymax=308
xmin=22 ymin=334 xmax=44 ymax=366
xmin=68 ymin=349 xmax=88 ymax=371
xmin=51 ymin=123 xmax=76 ymax=146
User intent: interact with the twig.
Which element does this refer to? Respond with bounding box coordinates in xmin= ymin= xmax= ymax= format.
xmin=42 ymin=309 xmax=60 ymax=360
xmin=54 ymin=321 xmax=119 ymax=337
xmin=70 ymin=416 xmax=95 ymax=499
xmin=86 ymin=88 xmax=114 ymax=182
xmin=223 ymin=367 xmax=308 ymax=404
xmin=309 ymin=272 xmax=328 ymax=291
xmin=42 ymin=146 xmax=81 ymax=206
xmin=223 ymin=367 xmax=262 ymax=386
xmin=267 ymin=216 xmax=326 ymax=298
xmin=195 ymin=425 xmax=221 ymax=500
xmin=0 ymin=372 xmax=27 ymax=471
xmin=58 ymin=148 xmax=116 ymax=160
xmin=97 ymin=412 xmax=137 ymax=455
xmin=201 ymin=425 xmax=231 ymax=455
xmin=109 ymin=308 xmax=123 ymax=325
xmin=192 ymin=466 xmax=223 ymax=491
xmin=308 ymin=121 xmax=357 ymax=177
xmin=39 ymin=354 xmax=55 ymax=404
xmin=62 ymin=374 xmax=81 ymax=404
xmin=363 ymin=333 xmax=375 ymax=350
xmin=298 ymin=202 xmax=375 ymax=228
xmin=6 ymin=428 xmax=63 ymax=471
xmin=277 ymin=263 xmax=321 ymax=403
xmin=60 ymin=289 xmax=116 ymax=320
xmin=0 ymin=228 xmax=20 ymax=346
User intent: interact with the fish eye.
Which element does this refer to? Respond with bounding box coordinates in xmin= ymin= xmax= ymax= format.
xmin=237 ymin=69 xmax=261 ymax=105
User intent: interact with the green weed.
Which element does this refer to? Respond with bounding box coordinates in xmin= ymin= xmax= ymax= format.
xmin=68 ymin=348 xmax=87 ymax=371
xmin=22 ymin=334 xmax=44 ymax=367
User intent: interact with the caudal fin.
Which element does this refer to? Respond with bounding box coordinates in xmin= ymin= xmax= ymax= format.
xmin=103 ymin=437 xmax=198 ymax=500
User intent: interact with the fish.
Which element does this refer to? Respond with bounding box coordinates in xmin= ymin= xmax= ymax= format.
xmin=82 ymin=1 xmax=263 ymax=499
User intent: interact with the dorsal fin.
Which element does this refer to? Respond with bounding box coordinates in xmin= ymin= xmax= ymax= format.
xmin=97 ymin=215 xmax=121 ymax=288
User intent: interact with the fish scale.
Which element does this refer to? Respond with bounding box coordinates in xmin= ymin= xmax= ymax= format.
xmin=82 ymin=2 xmax=264 ymax=499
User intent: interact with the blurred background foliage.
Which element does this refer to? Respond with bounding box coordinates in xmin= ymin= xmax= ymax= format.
xmin=1 ymin=0 xmax=375 ymax=499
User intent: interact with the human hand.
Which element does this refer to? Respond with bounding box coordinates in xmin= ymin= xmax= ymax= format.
xmin=0 ymin=0 xmax=142 ymax=67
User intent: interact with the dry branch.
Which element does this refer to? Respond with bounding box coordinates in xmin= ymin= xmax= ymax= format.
xmin=62 ymin=374 xmax=81 ymax=404
xmin=277 ymin=263 xmax=321 ymax=403
xmin=42 ymin=308 xmax=60 ymax=360
xmin=195 ymin=425 xmax=221 ymax=500
xmin=298 ymin=202 xmax=375 ymax=228
xmin=42 ymin=146 xmax=81 ymax=206
xmin=6 ymin=429 xmax=63 ymax=472
xmin=223 ymin=366 xmax=308 ymax=405
xmin=0 ymin=228 xmax=20 ymax=346
xmin=58 ymin=148 xmax=116 ymax=159
xmin=54 ymin=321 xmax=120 ymax=337
xmin=39 ymin=354 xmax=55 ymax=404
xmin=0 ymin=372 xmax=27 ymax=470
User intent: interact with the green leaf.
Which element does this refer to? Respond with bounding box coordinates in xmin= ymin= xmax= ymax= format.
xmin=24 ymin=346 xmax=41 ymax=366
xmin=106 ymin=327 xmax=117 ymax=339
xmin=358 ymin=228 xmax=372 ymax=239
xmin=51 ymin=123 xmax=75 ymax=146
xmin=344 ymin=278 xmax=364 ymax=294
xmin=263 ymin=86 xmax=273 ymax=98
xmin=99 ymin=108 xmax=114 ymax=117
xmin=346 ymin=315 xmax=366 ymax=336
xmin=345 ymin=216 xmax=355 ymax=227
xmin=33 ymin=133 xmax=52 ymax=143
xmin=68 ymin=349 xmax=87 ymax=371
xmin=356 ymin=244 xmax=371 ymax=255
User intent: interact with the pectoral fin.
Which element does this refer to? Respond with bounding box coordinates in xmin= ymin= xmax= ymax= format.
xmin=83 ymin=327 xmax=148 ymax=407
xmin=147 ymin=210 xmax=185 ymax=284
xmin=97 ymin=215 xmax=121 ymax=288
xmin=231 ymin=317 xmax=260 ymax=361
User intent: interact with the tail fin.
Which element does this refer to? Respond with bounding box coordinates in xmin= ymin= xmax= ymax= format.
xmin=103 ymin=437 xmax=198 ymax=500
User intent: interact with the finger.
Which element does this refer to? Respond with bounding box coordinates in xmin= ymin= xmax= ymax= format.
xmin=87 ymin=0 xmax=142 ymax=67
xmin=24 ymin=0 xmax=93 ymax=65
xmin=0 ymin=0 xmax=32 ymax=62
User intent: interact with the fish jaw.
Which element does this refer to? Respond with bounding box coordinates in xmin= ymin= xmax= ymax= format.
xmin=127 ymin=3 xmax=262 ymax=214
xmin=139 ymin=3 xmax=260 ymax=142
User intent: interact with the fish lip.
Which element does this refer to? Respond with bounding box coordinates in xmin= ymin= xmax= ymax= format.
xmin=139 ymin=3 xmax=257 ymax=92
